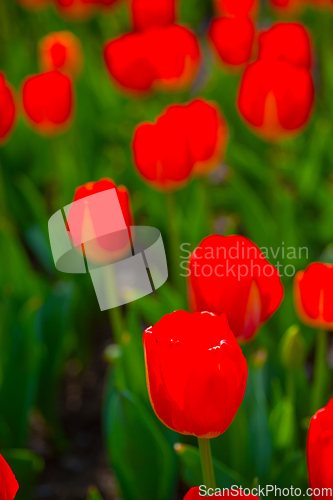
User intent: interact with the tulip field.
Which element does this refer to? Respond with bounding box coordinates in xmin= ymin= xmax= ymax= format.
xmin=1 ymin=0 xmax=333 ymax=498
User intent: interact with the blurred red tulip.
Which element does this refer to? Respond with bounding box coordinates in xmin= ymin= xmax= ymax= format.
xmin=238 ymin=59 xmax=314 ymax=141
xmin=131 ymin=0 xmax=176 ymax=31
xmin=184 ymin=488 xmax=259 ymax=499
xmin=132 ymin=99 xmax=227 ymax=190
xmin=259 ymin=23 xmax=312 ymax=69
xmin=67 ymin=178 xmax=133 ymax=265
xmin=104 ymin=25 xmax=200 ymax=94
xmin=208 ymin=17 xmax=255 ymax=68
xmin=132 ymin=107 xmax=193 ymax=191
xmin=0 ymin=453 xmax=19 ymax=500
xmin=22 ymin=70 xmax=74 ymax=136
xmin=39 ymin=31 xmax=83 ymax=78
xmin=294 ymin=263 xmax=333 ymax=329
xmin=214 ymin=0 xmax=258 ymax=17
xmin=184 ymin=99 xmax=227 ymax=175
xmin=0 ymin=73 xmax=16 ymax=146
xmin=188 ymin=235 xmax=284 ymax=343
xmin=17 ymin=0 xmax=48 ymax=9
xmin=143 ymin=310 xmax=248 ymax=438
xmin=307 ymin=398 xmax=333 ymax=497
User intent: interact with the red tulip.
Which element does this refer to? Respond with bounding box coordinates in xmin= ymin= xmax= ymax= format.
xmin=132 ymin=99 xmax=227 ymax=190
xmin=39 ymin=31 xmax=83 ymax=78
xmin=131 ymin=0 xmax=176 ymax=31
xmin=143 ymin=310 xmax=248 ymax=438
xmin=208 ymin=17 xmax=255 ymax=68
xmin=183 ymin=99 xmax=227 ymax=176
xmin=0 ymin=454 xmax=19 ymax=500
xmin=184 ymin=487 xmax=259 ymax=499
xmin=238 ymin=59 xmax=314 ymax=141
xmin=104 ymin=25 xmax=201 ymax=94
xmin=22 ymin=70 xmax=74 ymax=136
xmin=0 ymin=73 xmax=16 ymax=146
xmin=258 ymin=23 xmax=312 ymax=69
xmin=214 ymin=0 xmax=258 ymax=17
xmin=53 ymin=0 xmax=119 ymax=20
xmin=188 ymin=235 xmax=284 ymax=343
xmin=66 ymin=178 xmax=133 ymax=265
xmin=294 ymin=263 xmax=333 ymax=329
xmin=307 ymin=398 xmax=333 ymax=498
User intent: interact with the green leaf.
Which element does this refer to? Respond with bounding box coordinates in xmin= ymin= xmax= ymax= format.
xmin=86 ymin=486 xmax=104 ymax=500
xmin=175 ymin=443 xmax=247 ymax=489
xmin=103 ymin=387 xmax=176 ymax=500
xmin=2 ymin=448 xmax=44 ymax=500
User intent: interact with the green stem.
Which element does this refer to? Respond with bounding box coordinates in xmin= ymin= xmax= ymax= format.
xmin=108 ymin=305 xmax=125 ymax=345
xmin=311 ymin=329 xmax=329 ymax=414
xmin=198 ymin=438 xmax=216 ymax=491
xmin=165 ymin=191 xmax=182 ymax=290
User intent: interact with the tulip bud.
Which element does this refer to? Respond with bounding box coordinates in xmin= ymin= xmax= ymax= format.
xmin=0 ymin=454 xmax=19 ymax=500
xmin=280 ymin=325 xmax=306 ymax=370
xmin=188 ymin=235 xmax=284 ymax=343
xmin=307 ymin=398 xmax=333 ymax=495
xmin=294 ymin=263 xmax=333 ymax=329
xmin=39 ymin=31 xmax=83 ymax=78
xmin=131 ymin=0 xmax=176 ymax=31
xmin=143 ymin=311 xmax=248 ymax=438
xmin=0 ymin=73 xmax=16 ymax=146
xmin=66 ymin=178 xmax=133 ymax=265
xmin=208 ymin=17 xmax=255 ymax=69
xmin=22 ymin=70 xmax=74 ymax=136
xmin=238 ymin=59 xmax=314 ymax=141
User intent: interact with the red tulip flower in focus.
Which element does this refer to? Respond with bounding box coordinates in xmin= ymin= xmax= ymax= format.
xmin=184 ymin=487 xmax=259 ymax=499
xmin=104 ymin=25 xmax=201 ymax=94
xmin=0 ymin=73 xmax=16 ymax=146
xmin=0 ymin=453 xmax=19 ymax=500
xmin=258 ymin=23 xmax=312 ymax=69
xmin=143 ymin=311 xmax=248 ymax=438
xmin=294 ymin=263 xmax=333 ymax=329
xmin=39 ymin=31 xmax=83 ymax=78
xmin=131 ymin=0 xmax=176 ymax=31
xmin=238 ymin=59 xmax=314 ymax=141
xmin=66 ymin=178 xmax=133 ymax=265
xmin=22 ymin=70 xmax=74 ymax=136
xmin=307 ymin=398 xmax=333 ymax=497
xmin=214 ymin=0 xmax=258 ymax=17
xmin=208 ymin=17 xmax=255 ymax=68
xmin=132 ymin=99 xmax=227 ymax=190
xmin=188 ymin=235 xmax=284 ymax=343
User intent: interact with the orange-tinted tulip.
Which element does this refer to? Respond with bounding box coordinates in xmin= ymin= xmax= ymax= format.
xmin=307 ymin=398 xmax=333 ymax=497
xmin=238 ymin=59 xmax=314 ymax=140
xmin=39 ymin=31 xmax=83 ymax=78
xmin=0 ymin=453 xmax=19 ymax=500
xmin=0 ymin=73 xmax=16 ymax=146
xmin=22 ymin=70 xmax=74 ymax=136
xmin=208 ymin=17 xmax=255 ymax=68
xmin=184 ymin=488 xmax=259 ymax=499
xmin=131 ymin=0 xmax=176 ymax=31
xmin=132 ymin=99 xmax=227 ymax=190
xmin=214 ymin=0 xmax=257 ymax=17
xmin=259 ymin=23 xmax=312 ymax=69
xmin=188 ymin=235 xmax=284 ymax=343
xmin=143 ymin=311 xmax=248 ymax=438
xmin=294 ymin=263 xmax=333 ymax=329
xmin=66 ymin=178 xmax=133 ymax=265
xmin=104 ymin=25 xmax=200 ymax=94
